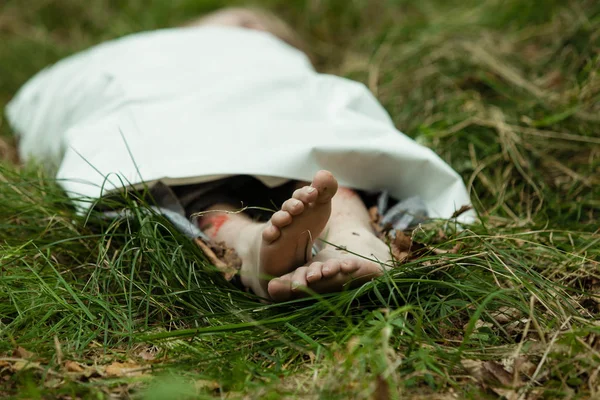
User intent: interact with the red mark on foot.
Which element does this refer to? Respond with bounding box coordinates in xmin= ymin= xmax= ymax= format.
xmin=200 ymin=214 xmax=229 ymax=238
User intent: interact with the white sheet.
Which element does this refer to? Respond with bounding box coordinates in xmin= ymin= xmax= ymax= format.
xmin=6 ymin=26 xmax=473 ymax=221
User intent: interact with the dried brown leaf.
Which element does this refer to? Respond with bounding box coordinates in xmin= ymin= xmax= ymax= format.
xmin=482 ymin=361 xmax=514 ymax=387
xmin=194 ymin=238 xmax=240 ymax=281
xmin=64 ymin=361 xmax=84 ymax=373
xmin=105 ymin=361 xmax=145 ymax=377
xmin=369 ymin=206 xmax=383 ymax=235
xmin=12 ymin=346 xmax=34 ymax=360
xmin=392 ymin=250 xmax=410 ymax=263
xmin=462 ymin=359 xmax=520 ymax=389
xmin=513 ymin=357 xmax=537 ymax=379
xmin=389 ymin=230 xmax=430 ymax=264
xmin=393 ymin=231 xmax=413 ymax=252
xmin=12 ymin=360 xmax=40 ymax=372
xmin=137 ymin=348 xmax=157 ymax=361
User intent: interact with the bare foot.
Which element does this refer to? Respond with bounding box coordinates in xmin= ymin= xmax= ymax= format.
xmin=202 ymin=170 xmax=334 ymax=298
xmin=267 ymin=226 xmax=391 ymax=301
xmin=256 ymin=170 xmax=337 ymax=275
xmin=200 ymin=171 xmax=338 ymax=299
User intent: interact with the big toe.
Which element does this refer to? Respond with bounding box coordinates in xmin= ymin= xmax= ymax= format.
xmin=268 ymin=277 xmax=293 ymax=302
xmin=311 ymin=170 xmax=338 ymax=203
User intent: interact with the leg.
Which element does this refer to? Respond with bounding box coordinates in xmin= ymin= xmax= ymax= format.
xmin=198 ymin=170 xmax=338 ymax=299
xmin=267 ymin=187 xmax=392 ymax=301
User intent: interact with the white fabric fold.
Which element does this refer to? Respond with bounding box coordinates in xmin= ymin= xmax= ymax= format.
xmin=6 ymin=26 xmax=473 ymax=222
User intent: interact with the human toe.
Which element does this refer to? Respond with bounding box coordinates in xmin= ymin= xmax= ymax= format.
xmin=321 ymin=259 xmax=342 ymax=278
xmin=340 ymin=260 xmax=361 ymax=274
xmin=306 ymin=262 xmax=324 ymax=283
xmin=268 ymin=276 xmax=293 ymax=302
xmin=282 ymin=198 xmax=304 ymax=216
xmin=292 ymin=186 xmax=318 ymax=204
xmin=311 ymin=170 xmax=338 ymax=203
xmin=270 ymin=210 xmax=292 ymax=228
xmin=262 ymin=224 xmax=280 ymax=243
xmin=290 ymin=266 xmax=309 ymax=292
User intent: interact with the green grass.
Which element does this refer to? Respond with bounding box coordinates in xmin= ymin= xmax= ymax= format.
xmin=1 ymin=0 xmax=599 ymax=398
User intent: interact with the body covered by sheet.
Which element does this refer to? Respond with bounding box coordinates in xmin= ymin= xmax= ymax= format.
xmin=6 ymin=26 xmax=472 ymax=221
